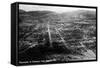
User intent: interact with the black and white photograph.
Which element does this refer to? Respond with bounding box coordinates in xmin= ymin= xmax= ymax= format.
xmin=17 ymin=3 xmax=97 ymax=65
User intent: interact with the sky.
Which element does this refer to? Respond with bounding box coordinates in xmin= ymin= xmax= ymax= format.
xmin=19 ymin=4 xmax=96 ymax=13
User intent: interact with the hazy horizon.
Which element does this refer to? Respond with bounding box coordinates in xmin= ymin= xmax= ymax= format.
xmin=19 ymin=4 xmax=96 ymax=13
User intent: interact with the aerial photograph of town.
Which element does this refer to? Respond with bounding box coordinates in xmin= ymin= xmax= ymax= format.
xmin=18 ymin=4 xmax=96 ymax=64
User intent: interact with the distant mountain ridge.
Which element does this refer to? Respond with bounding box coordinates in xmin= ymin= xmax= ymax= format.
xmin=19 ymin=9 xmax=96 ymax=24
